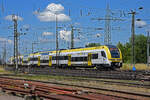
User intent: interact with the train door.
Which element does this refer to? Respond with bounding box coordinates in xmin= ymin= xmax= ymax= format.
xmin=68 ymin=54 xmax=71 ymax=66
xmin=49 ymin=56 xmax=52 ymax=67
xmin=22 ymin=57 xmax=23 ymax=66
xmin=101 ymin=51 xmax=107 ymax=64
xmin=38 ymin=56 xmax=40 ymax=66
xmin=88 ymin=53 xmax=92 ymax=66
xmin=28 ymin=57 xmax=30 ymax=66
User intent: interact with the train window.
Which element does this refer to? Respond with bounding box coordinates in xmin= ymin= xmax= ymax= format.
xmin=19 ymin=58 xmax=22 ymax=62
xmin=23 ymin=61 xmax=28 ymax=63
xmin=71 ymin=57 xmax=75 ymax=61
xmin=34 ymin=58 xmax=37 ymax=61
xmin=64 ymin=56 xmax=68 ymax=60
xmin=52 ymin=56 xmax=56 ymax=60
xmin=12 ymin=59 xmax=15 ymax=62
xmin=92 ymin=54 xmax=98 ymax=59
xmin=58 ymin=56 xmax=61 ymax=60
xmin=52 ymin=56 xmax=68 ymax=60
xmin=71 ymin=57 xmax=87 ymax=62
xmin=30 ymin=58 xmax=38 ymax=61
xmin=101 ymin=51 xmax=106 ymax=58
xmin=30 ymin=58 xmax=33 ymax=61
xmin=107 ymin=45 xmax=120 ymax=58
xmin=40 ymin=60 xmax=49 ymax=63
xmin=110 ymin=49 xmax=120 ymax=58
xmin=83 ymin=57 xmax=87 ymax=61
xmin=53 ymin=56 xmax=60 ymax=60
xmin=59 ymin=56 xmax=64 ymax=60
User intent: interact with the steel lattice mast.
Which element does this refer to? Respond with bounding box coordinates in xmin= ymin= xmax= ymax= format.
xmin=104 ymin=4 xmax=111 ymax=45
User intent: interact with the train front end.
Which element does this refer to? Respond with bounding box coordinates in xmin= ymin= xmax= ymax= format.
xmin=106 ymin=45 xmax=122 ymax=68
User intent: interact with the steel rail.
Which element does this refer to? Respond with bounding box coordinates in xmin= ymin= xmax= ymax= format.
xmin=0 ymin=77 xmax=126 ymax=100
xmin=0 ymin=76 xmax=150 ymax=100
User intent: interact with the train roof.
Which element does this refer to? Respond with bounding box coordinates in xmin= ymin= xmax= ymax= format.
xmin=39 ymin=45 xmax=112 ymax=54
xmin=11 ymin=45 xmax=117 ymax=58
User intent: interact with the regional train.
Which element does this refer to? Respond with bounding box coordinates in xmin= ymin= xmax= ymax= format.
xmin=8 ymin=45 xmax=122 ymax=70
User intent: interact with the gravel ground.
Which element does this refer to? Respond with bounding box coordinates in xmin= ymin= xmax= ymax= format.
xmin=0 ymin=93 xmax=23 ymax=100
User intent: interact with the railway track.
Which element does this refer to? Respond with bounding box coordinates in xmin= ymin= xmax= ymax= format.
xmin=0 ymin=76 xmax=107 ymax=100
xmin=5 ymin=66 xmax=150 ymax=81
xmin=24 ymin=67 xmax=150 ymax=81
xmin=0 ymin=73 xmax=150 ymax=89
xmin=0 ymin=76 xmax=150 ymax=100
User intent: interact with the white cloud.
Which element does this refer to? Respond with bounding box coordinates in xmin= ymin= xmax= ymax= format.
xmin=0 ymin=37 xmax=12 ymax=44
xmin=42 ymin=32 xmax=53 ymax=36
xmin=77 ymin=34 xmax=84 ymax=39
xmin=46 ymin=3 xmax=64 ymax=13
xmin=96 ymin=33 xmax=101 ymax=37
xmin=7 ymin=40 xmax=12 ymax=44
xmin=74 ymin=22 xmax=80 ymax=26
xmin=60 ymin=30 xmax=71 ymax=41
xmin=135 ymin=20 xmax=147 ymax=28
xmin=22 ymin=24 xmax=30 ymax=29
xmin=35 ymin=3 xmax=71 ymax=22
xmin=39 ymin=38 xmax=55 ymax=43
xmin=5 ymin=15 xmax=23 ymax=21
xmin=74 ymin=38 xmax=80 ymax=42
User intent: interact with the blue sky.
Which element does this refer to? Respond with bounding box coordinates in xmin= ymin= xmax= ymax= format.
xmin=0 ymin=0 xmax=150 ymax=57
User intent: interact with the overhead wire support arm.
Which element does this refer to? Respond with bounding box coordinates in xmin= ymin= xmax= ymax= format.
xmin=91 ymin=18 xmax=125 ymax=21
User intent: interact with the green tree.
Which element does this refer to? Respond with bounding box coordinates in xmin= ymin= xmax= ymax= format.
xmin=117 ymin=34 xmax=147 ymax=63
xmin=85 ymin=43 xmax=101 ymax=47
xmin=124 ymin=42 xmax=132 ymax=63
xmin=117 ymin=41 xmax=131 ymax=63
xmin=134 ymin=34 xmax=147 ymax=63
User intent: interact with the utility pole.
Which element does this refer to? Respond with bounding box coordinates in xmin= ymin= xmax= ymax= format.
xmin=55 ymin=14 xmax=59 ymax=67
xmin=12 ymin=14 xmax=18 ymax=71
xmin=128 ymin=7 xmax=143 ymax=68
xmin=147 ymin=31 xmax=150 ymax=67
xmin=13 ymin=15 xmax=16 ymax=65
xmin=32 ymin=42 xmax=39 ymax=54
xmin=32 ymin=42 xmax=34 ymax=54
xmin=2 ymin=40 xmax=6 ymax=66
xmin=71 ymin=25 xmax=74 ymax=49
xmin=129 ymin=10 xmax=136 ymax=68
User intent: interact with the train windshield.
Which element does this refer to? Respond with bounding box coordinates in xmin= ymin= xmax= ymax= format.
xmin=107 ymin=45 xmax=120 ymax=58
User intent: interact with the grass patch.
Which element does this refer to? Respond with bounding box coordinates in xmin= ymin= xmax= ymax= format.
xmin=121 ymin=63 xmax=150 ymax=70
xmin=0 ymin=66 xmax=12 ymax=74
